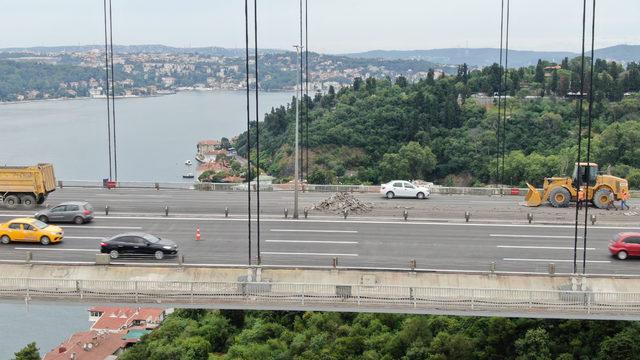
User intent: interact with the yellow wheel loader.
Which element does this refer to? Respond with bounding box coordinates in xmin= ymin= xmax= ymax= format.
xmin=525 ymin=163 xmax=628 ymax=209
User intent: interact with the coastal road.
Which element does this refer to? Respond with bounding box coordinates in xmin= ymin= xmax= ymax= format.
xmin=0 ymin=213 xmax=637 ymax=275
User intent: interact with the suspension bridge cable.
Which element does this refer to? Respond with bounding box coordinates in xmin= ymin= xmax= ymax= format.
xmin=305 ymin=0 xmax=309 ymax=182
xmin=254 ymin=0 xmax=261 ymax=265
xmin=582 ymin=0 xmax=596 ymax=274
xmin=501 ymin=0 xmax=510 ymax=187
xmin=299 ymin=0 xmax=304 ymax=182
xmin=102 ymin=0 xmax=113 ymax=181
xmin=573 ymin=0 xmax=589 ymax=274
xmin=244 ymin=0 xmax=252 ymax=266
xmin=108 ymin=0 xmax=118 ymax=181
xmin=496 ymin=0 xmax=504 ymax=185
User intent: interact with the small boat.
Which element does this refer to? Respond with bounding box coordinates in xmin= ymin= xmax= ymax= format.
xmin=183 ymin=173 xmax=194 ymax=179
xmin=185 ymin=160 xmax=193 ymax=166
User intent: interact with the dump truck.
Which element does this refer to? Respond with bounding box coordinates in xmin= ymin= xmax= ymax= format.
xmin=525 ymin=162 xmax=628 ymax=209
xmin=0 ymin=164 xmax=56 ymax=209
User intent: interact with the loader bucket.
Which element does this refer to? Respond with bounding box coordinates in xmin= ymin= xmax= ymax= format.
xmin=524 ymin=183 xmax=543 ymax=207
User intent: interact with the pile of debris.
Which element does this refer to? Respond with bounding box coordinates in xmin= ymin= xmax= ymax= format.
xmin=312 ymin=192 xmax=373 ymax=214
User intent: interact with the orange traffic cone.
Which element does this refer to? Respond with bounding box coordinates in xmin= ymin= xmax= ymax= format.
xmin=195 ymin=227 xmax=201 ymax=241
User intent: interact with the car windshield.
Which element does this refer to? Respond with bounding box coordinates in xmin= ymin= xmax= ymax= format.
xmin=142 ymin=234 xmax=161 ymax=243
xmin=31 ymin=220 xmax=49 ymax=229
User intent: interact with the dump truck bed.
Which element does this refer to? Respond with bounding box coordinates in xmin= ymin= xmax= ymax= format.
xmin=0 ymin=164 xmax=56 ymax=195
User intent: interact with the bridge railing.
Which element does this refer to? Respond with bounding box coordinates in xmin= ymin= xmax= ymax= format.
xmin=4 ymin=277 xmax=640 ymax=315
xmin=58 ymin=180 xmax=530 ymax=196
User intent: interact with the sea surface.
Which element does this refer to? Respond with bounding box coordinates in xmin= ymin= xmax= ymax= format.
xmin=0 ymin=91 xmax=291 ymax=182
xmin=0 ymin=302 xmax=89 ymax=359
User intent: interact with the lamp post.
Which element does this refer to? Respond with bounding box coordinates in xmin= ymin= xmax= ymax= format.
xmin=293 ymin=45 xmax=303 ymax=219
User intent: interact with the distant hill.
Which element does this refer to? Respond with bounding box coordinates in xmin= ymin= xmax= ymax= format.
xmin=343 ymin=44 xmax=640 ymax=67
xmin=0 ymin=44 xmax=286 ymax=57
xmin=3 ymin=44 xmax=638 ymax=68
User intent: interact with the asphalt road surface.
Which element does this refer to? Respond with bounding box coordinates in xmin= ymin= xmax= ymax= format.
xmin=5 ymin=187 xmax=640 ymax=224
xmin=0 ymin=188 xmax=639 ymax=275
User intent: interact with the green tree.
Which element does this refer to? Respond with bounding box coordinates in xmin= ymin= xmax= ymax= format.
xmin=534 ymin=59 xmax=545 ymax=83
xmin=308 ymin=167 xmax=336 ymax=184
xmin=597 ymin=330 xmax=640 ymax=360
xmin=515 ymin=328 xmax=552 ymax=360
xmin=379 ymin=153 xmax=410 ymax=182
xmin=13 ymin=343 xmax=40 ymax=360
xmin=395 ymin=75 xmax=408 ymax=88
xmin=398 ymin=141 xmax=437 ymax=180
xmin=179 ymin=336 xmax=211 ymax=360
xmin=428 ymin=332 xmax=474 ymax=360
xmin=550 ymin=71 xmax=559 ymax=94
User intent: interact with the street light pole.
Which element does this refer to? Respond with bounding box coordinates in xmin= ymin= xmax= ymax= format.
xmin=293 ymin=45 xmax=303 ymax=219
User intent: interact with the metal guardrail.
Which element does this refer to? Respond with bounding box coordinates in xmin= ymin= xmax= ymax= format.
xmin=59 ymin=180 xmax=529 ymax=196
xmin=58 ymin=180 xmax=194 ymax=190
xmin=3 ymin=277 xmax=640 ymax=315
xmin=56 ymin=181 xmax=640 ymax=198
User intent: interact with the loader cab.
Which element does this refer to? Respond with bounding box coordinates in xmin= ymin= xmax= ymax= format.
xmin=572 ymin=162 xmax=598 ymax=187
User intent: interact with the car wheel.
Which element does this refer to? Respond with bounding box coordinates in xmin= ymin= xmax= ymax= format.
xmin=386 ymin=191 xmax=395 ymax=199
xmin=154 ymin=251 xmax=164 ymax=260
xmin=0 ymin=235 xmax=10 ymax=244
xmin=417 ymin=192 xmax=425 ymax=199
xmin=109 ymin=250 xmax=119 ymax=259
xmin=3 ymin=195 xmax=19 ymax=209
xmin=617 ymin=251 xmax=628 ymax=260
xmin=37 ymin=215 xmax=49 ymax=223
xmin=40 ymin=236 xmax=50 ymax=245
xmin=20 ymin=195 xmax=36 ymax=209
xmin=73 ymin=216 xmax=84 ymax=225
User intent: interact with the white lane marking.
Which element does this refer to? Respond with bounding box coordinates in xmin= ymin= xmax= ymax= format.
xmin=270 ymin=229 xmax=358 ymax=234
xmin=24 ymin=214 xmax=640 ymax=231
xmin=15 ymin=247 xmax=97 ymax=252
xmin=64 ymin=236 xmax=105 ymax=240
xmin=262 ymin=251 xmax=358 ymax=257
xmin=62 ymin=226 xmax=142 ymax=230
xmin=469 ymin=201 xmax=515 ymax=204
xmin=498 ymin=245 xmax=596 ymax=250
xmin=491 ymin=234 xmax=574 ymax=239
xmin=93 ymin=194 xmax=169 ymax=198
xmin=32 ymin=260 xmax=95 ymax=265
xmin=503 ymin=258 xmax=610 ymax=263
xmin=266 ymin=240 xmax=358 ymax=244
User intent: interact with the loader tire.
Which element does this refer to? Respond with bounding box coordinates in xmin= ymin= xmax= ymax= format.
xmin=549 ymin=187 xmax=571 ymax=208
xmin=593 ymin=188 xmax=613 ymax=209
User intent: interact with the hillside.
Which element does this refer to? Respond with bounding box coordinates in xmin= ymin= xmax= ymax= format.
xmin=118 ymin=309 xmax=640 ymax=359
xmin=234 ymin=58 xmax=640 ymax=187
xmin=0 ymin=44 xmax=286 ymax=57
xmin=344 ymin=45 xmax=640 ymax=67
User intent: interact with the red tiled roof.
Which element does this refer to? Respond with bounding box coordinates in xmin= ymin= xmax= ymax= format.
xmin=89 ymin=307 xmax=165 ymax=331
xmin=203 ymin=149 xmax=228 ymax=156
xmin=198 ymin=140 xmax=220 ymax=146
xmin=197 ymin=161 xmax=230 ymax=173
xmin=43 ymin=330 xmax=127 ymax=360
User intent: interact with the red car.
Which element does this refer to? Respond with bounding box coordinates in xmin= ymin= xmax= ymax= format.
xmin=608 ymin=232 xmax=640 ymax=260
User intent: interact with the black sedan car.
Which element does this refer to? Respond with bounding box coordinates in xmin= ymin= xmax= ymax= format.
xmin=100 ymin=232 xmax=178 ymax=260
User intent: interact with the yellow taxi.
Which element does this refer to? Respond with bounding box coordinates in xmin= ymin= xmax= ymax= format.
xmin=0 ymin=218 xmax=63 ymax=245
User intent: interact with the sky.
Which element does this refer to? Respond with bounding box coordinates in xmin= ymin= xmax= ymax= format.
xmin=0 ymin=0 xmax=638 ymax=53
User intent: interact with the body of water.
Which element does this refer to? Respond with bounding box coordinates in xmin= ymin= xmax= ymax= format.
xmin=0 ymin=302 xmax=89 ymax=359
xmin=0 ymin=91 xmax=291 ymax=182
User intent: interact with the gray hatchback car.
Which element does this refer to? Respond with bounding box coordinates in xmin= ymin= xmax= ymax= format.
xmin=35 ymin=201 xmax=94 ymax=224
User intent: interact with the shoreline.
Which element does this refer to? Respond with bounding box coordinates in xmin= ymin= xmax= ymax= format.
xmin=0 ymin=88 xmax=293 ymax=106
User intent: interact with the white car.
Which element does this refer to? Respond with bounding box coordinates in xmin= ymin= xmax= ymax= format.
xmin=380 ymin=180 xmax=430 ymax=199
